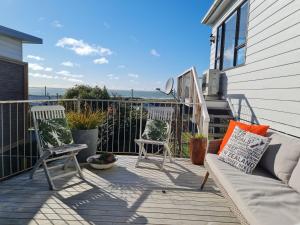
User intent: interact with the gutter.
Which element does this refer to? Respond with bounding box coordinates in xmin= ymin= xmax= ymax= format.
xmin=201 ymin=0 xmax=223 ymax=24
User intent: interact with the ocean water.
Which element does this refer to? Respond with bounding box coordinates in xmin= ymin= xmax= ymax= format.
xmin=29 ymin=87 xmax=171 ymax=100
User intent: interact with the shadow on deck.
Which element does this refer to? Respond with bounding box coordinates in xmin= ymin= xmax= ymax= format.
xmin=0 ymin=156 xmax=239 ymax=225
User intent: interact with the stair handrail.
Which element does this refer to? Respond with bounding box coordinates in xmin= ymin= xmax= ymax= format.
xmin=191 ymin=67 xmax=210 ymax=137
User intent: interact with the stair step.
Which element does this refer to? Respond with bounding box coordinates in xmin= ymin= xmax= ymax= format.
xmin=209 ymin=133 xmax=225 ymax=139
xmin=209 ymin=123 xmax=229 ymax=128
xmin=210 ymin=114 xmax=233 ymax=119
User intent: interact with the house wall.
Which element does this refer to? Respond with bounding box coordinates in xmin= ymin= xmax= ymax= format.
xmin=0 ymin=35 xmax=22 ymax=61
xmin=209 ymin=0 xmax=300 ymax=137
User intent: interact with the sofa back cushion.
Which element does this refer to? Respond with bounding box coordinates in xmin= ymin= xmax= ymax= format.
xmin=289 ymin=159 xmax=300 ymax=193
xmin=260 ymin=132 xmax=300 ymax=183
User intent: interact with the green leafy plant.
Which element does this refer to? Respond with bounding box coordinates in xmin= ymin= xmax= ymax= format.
xmin=66 ymin=110 xmax=106 ymax=130
xmin=64 ymin=85 xmax=110 ymax=99
xmin=182 ymin=132 xmax=206 ymax=143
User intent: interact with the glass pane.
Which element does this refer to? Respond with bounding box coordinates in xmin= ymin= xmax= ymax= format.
xmin=216 ymin=26 xmax=223 ymax=58
xmin=215 ymin=59 xmax=220 ymax=70
xmin=223 ymin=12 xmax=237 ymax=70
xmin=236 ymin=47 xmax=246 ymax=65
xmin=238 ymin=1 xmax=249 ymax=46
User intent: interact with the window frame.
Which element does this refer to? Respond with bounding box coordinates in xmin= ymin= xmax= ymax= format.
xmin=214 ymin=0 xmax=249 ymax=71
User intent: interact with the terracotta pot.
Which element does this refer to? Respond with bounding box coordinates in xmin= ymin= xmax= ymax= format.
xmin=189 ymin=138 xmax=207 ymax=165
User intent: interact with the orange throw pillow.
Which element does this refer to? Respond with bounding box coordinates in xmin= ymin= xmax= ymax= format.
xmin=217 ymin=120 xmax=269 ymax=155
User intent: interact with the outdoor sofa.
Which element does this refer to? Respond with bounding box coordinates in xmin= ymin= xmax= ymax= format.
xmin=202 ymin=131 xmax=300 ymax=225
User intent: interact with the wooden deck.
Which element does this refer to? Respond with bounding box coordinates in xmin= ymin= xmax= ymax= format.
xmin=0 ymin=156 xmax=239 ymax=225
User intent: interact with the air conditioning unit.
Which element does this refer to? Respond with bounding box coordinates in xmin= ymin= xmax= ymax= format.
xmin=202 ymin=69 xmax=220 ymax=97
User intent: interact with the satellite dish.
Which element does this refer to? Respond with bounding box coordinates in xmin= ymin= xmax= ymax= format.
xmin=165 ymin=78 xmax=174 ymax=95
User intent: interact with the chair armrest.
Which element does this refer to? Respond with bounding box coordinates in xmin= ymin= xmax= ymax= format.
xmin=206 ymin=139 xmax=223 ymax=154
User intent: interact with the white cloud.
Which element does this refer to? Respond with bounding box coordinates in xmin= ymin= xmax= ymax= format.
xmin=29 ymin=63 xmax=44 ymax=71
xmin=29 ymin=63 xmax=53 ymax=73
xmin=93 ymin=57 xmax=109 ymax=65
xmin=27 ymin=55 xmax=44 ymax=61
xmin=45 ymin=67 xmax=53 ymax=72
xmin=29 ymin=72 xmax=84 ymax=83
xmin=67 ymin=78 xmax=83 ymax=83
xmin=51 ymin=20 xmax=63 ymax=28
xmin=150 ymin=49 xmax=160 ymax=57
xmin=107 ymin=74 xmax=119 ymax=80
xmin=61 ymin=61 xmax=79 ymax=67
xmin=56 ymin=70 xmax=83 ymax=78
xmin=56 ymin=37 xmax=112 ymax=56
xmin=29 ymin=73 xmax=53 ymax=79
xmin=128 ymin=73 xmax=139 ymax=78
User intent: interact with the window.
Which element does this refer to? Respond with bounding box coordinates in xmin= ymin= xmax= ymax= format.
xmin=214 ymin=0 xmax=249 ymax=70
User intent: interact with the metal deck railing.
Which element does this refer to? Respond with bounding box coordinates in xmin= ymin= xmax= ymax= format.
xmin=0 ymin=98 xmax=200 ymax=180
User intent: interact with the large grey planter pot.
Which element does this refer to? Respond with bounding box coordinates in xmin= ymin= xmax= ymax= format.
xmin=72 ymin=128 xmax=98 ymax=163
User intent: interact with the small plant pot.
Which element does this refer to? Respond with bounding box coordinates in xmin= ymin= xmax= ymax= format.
xmin=72 ymin=128 xmax=98 ymax=163
xmin=87 ymin=154 xmax=118 ymax=170
xmin=189 ymin=138 xmax=207 ymax=165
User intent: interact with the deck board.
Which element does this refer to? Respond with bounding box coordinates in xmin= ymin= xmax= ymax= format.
xmin=0 ymin=156 xmax=239 ymax=225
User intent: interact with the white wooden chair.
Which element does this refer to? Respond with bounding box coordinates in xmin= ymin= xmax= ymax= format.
xmin=30 ymin=105 xmax=87 ymax=190
xmin=135 ymin=107 xmax=174 ymax=169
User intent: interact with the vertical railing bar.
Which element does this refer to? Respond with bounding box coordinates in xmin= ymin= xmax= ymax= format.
xmin=181 ymin=101 xmax=184 ymax=157
xmin=9 ymin=104 xmax=12 ymax=175
xmin=99 ymin=100 xmax=103 ymax=152
xmin=129 ymin=102 xmax=132 ymax=154
xmin=1 ymin=104 xmax=3 ymax=178
xmin=23 ymin=103 xmax=26 ymax=170
xmin=106 ymin=101 xmax=109 ymax=152
xmin=16 ymin=103 xmax=19 ymax=172
xmin=112 ymin=102 xmax=114 ymax=152
xmin=123 ymin=102 xmax=127 ymax=153
xmin=118 ymin=101 xmax=121 ymax=153
xmin=135 ymin=102 xmax=138 ymax=154
xmin=29 ymin=103 xmax=33 ymax=168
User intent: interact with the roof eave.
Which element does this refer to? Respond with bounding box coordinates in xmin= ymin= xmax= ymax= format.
xmin=201 ymin=0 xmax=223 ymax=25
xmin=0 ymin=25 xmax=43 ymax=44
xmin=201 ymin=0 xmax=236 ymax=26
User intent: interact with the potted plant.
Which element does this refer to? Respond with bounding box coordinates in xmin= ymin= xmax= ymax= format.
xmin=66 ymin=110 xmax=106 ymax=163
xmin=87 ymin=152 xmax=117 ymax=170
xmin=182 ymin=132 xmax=207 ymax=165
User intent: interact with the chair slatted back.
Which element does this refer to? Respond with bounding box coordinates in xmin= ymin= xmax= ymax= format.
xmin=31 ymin=105 xmax=67 ymax=154
xmin=141 ymin=107 xmax=174 ymax=142
xmin=147 ymin=107 xmax=174 ymax=121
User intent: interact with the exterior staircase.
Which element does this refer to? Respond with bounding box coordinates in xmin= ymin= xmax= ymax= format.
xmin=206 ymin=99 xmax=234 ymax=140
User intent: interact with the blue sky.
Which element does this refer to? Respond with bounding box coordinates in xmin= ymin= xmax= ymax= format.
xmin=0 ymin=0 xmax=213 ymax=90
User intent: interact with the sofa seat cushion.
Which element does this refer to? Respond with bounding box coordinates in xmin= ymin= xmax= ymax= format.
xmin=260 ymin=132 xmax=300 ymax=183
xmin=206 ymin=154 xmax=300 ymax=225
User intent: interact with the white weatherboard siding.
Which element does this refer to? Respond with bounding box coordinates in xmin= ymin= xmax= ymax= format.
xmin=209 ymin=0 xmax=300 ymax=137
xmin=0 ymin=35 xmax=22 ymax=61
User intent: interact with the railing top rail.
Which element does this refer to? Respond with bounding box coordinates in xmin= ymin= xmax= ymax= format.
xmin=0 ymin=98 xmax=77 ymax=104
xmin=191 ymin=67 xmax=210 ymax=122
xmin=0 ymin=98 xmax=201 ymax=105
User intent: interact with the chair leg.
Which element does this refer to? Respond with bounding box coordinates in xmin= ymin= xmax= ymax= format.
xmin=165 ymin=144 xmax=173 ymax=163
xmin=200 ymin=171 xmax=209 ymax=190
xmin=136 ymin=143 xmax=142 ymax=167
xmin=42 ymin=161 xmax=56 ymax=190
xmin=161 ymin=146 xmax=168 ymax=170
xmin=72 ymin=154 xmax=84 ymax=179
xmin=141 ymin=144 xmax=148 ymax=159
xmin=30 ymin=151 xmax=51 ymax=179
